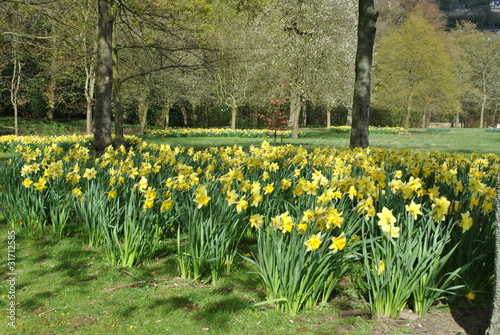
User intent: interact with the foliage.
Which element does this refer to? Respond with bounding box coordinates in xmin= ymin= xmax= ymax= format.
xmin=450 ymin=23 xmax=500 ymax=128
xmin=244 ymin=204 xmax=362 ymax=315
xmin=362 ymin=209 xmax=461 ymax=318
xmin=258 ymin=96 xmax=290 ymax=144
xmin=146 ymin=127 xmax=295 ymax=138
xmin=373 ymin=14 xmax=461 ymax=129
xmin=0 ymin=136 xmax=498 ymax=318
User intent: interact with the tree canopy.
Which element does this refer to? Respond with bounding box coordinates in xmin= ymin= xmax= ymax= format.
xmin=373 ymin=14 xmax=461 ymax=129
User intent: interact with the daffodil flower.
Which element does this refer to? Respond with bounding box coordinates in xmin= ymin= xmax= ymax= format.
xmin=304 ymin=233 xmax=322 ymax=252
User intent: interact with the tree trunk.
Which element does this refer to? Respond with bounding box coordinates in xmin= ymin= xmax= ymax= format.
xmin=85 ymin=62 xmax=96 ymax=135
xmin=160 ymin=100 xmax=171 ymax=129
xmin=301 ymin=100 xmax=307 ymax=127
xmin=113 ymin=77 xmax=125 ymax=147
xmin=230 ymin=99 xmax=238 ymax=130
xmin=404 ymin=92 xmax=413 ymax=130
xmin=454 ymin=112 xmax=460 ymax=128
xmin=180 ymin=104 xmax=188 ymax=127
xmin=346 ymin=108 xmax=352 ymax=126
xmin=45 ymin=55 xmax=57 ymax=120
xmin=350 ymin=0 xmax=378 ymax=149
xmin=10 ymin=50 xmax=21 ymax=136
xmin=111 ymin=33 xmax=125 ymax=148
xmin=326 ymin=108 xmax=331 ymax=128
xmin=480 ymin=76 xmax=487 ymax=128
xmin=94 ymin=0 xmax=114 ymax=153
xmin=290 ymin=90 xmax=301 ymax=139
xmin=138 ymin=90 xmax=150 ymax=135
xmin=486 ymin=172 xmax=500 ymax=334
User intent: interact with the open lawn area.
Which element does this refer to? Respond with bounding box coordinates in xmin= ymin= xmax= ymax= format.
xmin=143 ymin=128 xmax=500 ymax=155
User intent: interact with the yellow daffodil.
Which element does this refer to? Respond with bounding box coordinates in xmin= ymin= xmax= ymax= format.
xmin=432 ymin=196 xmax=451 ymax=221
xmin=459 ymin=211 xmax=473 ymax=233
xmin=193 ymin=186 xmax=210 ymax=209
xmin=297 ymin=222 xmax=308 ymax=233
xmin=347 ymin=186 xmax=357 ymax=200
xmin=83 ymin=167 xmax=97 ymax=180
xmin=160 ymin=199 xmax=173 ymax=212
xmin=405 ymin=201 xmax=422 ymax=220
xmin=263 ymin=183 xmax=275 ymax=194
xmin=226 ymin=190 xmax=238 ymax=205
xmin=236 ymin=198 xmax=248 ymax=213
xmin=138 ymin=177 xmax=148 ymax=192
xmin=465 ymin=292 xmax=476 ymax=302
xmin=272 ymin=212 xmax=294 ymax=233
xmin=249 ymin=214 xmax=264 ymax=229
xmin=377 ymin=260 xmax=385 ymax=275
xmin=108 ymin=189 xmax=117 ymax=199
xmin=380 ymin=223 xmax=400 ymax=238
xmin=72 ymin=187 xmax=83 ymax=199
xmin=250 ymin=181 xmax=261 ymax=195
xmin=33 ymin=177 xmax=47 ymax=191
xmin=301 ymin=209 xmax=315 ymax=223
xmin=22 ymin=178 xmax=33 ymax=188
xmin=329 ymin=233 xmax=346 ymax=253
xmin=304 ymin=233 xmax=322 ymax=252
xmin=326 ymin=208 xmax=344 ymax=230
xmin=143 ymin=198 xmax=155 ymax=209
xmin=377 ymin=207 xmax=397 ymax=226
xmin=427 ymin=186 xmax=440 ymax=200
xmin=293 ymin=185 xmax=304 ymax=197
xmin=280 ymin=178 xmax=292 ymax=190
xmin=250 ymin=193 xmax=263 ymax=207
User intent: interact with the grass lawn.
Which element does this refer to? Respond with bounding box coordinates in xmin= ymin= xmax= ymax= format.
xmin=143 ymin=128 xmax=500 ymax=155
xmin=0 ymin=223 xmax=373 ymax=335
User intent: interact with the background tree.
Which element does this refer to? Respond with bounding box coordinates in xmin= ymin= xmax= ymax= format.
xmin=258 ymin=0 xmax=357 ymax=138
xmin=372 ymin=14 xmax=460 ymax=129
xmin=210 ymin=4 xmax=256 ymax=130
xmin=94 ymin=0 xmax=114 ymax=153
xmin=451 ymin=22 xmax=500 ymax=128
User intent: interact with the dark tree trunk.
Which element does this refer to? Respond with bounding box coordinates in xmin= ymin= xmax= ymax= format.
xmin=112 ymin=42 xmax=125 ymax=147
xmin=350 ymin=0 xmax=378 ymax=149
xmin=45 ymin=56 xmax=57 ymax=120
xmin=94 ymin=0 xmax=114 ymax=153
xmin=113 ymin=78 xmax=125 ymax=147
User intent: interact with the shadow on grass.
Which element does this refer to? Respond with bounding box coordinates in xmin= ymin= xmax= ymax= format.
xmin=153 ymin=294 xmax=251 ymax=330
xmin=448 ymin=296 xmax=492 ymax=335
xmin=14 ymin=231 xmax=99 ymax=313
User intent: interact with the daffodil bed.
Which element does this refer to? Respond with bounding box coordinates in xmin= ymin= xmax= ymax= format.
xmin=144 ymin=126 xmax=408 ymax=138
xmin=145 ymin=128 xmax=295 ymax=138
xmin=0 ymin=134 xmax=498 ymax=318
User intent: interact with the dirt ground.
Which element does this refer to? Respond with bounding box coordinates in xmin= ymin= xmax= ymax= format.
xmin=327 ymin=303 xmax=492 ymax=334
xmin=369 ymin=306 xmax=492 ymax=335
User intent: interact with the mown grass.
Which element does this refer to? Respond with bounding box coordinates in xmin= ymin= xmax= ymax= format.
xmin=0 ymin=222 xmax=375 ymax=335
xmin=143 ymin=128 xmax=500 ymax=155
